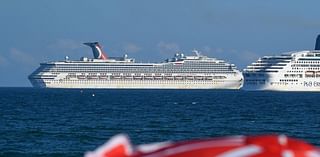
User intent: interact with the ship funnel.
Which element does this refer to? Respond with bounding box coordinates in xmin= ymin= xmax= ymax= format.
xmin=315 ymin=34 xmax=320 ymax=50
xmin=84 ymin=42 xmax=108 ymax=60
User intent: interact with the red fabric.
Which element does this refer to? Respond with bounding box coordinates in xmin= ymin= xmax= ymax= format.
xmin=86 ymin=135 xmax=319 ymax=157
xmin=102 ymin=145 xmax=128 ymax=157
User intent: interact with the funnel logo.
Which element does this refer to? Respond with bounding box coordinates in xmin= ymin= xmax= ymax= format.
xmin=84 ymin=42 xmax=108 ymax=60
xmin=95 ymin=44 xmax=107 ymax=60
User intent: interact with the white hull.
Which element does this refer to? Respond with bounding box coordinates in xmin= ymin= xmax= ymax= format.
xmin=243 ymin=86 xmax=320 ymax=91
xmin=243 ymin=80 xmax=320 ymax=91
xmin=30 ymin=79 xmax=243 ymax=89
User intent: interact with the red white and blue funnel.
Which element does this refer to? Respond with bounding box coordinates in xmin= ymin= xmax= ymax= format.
xmin=84 ymin=42 xmax=108 ymax=60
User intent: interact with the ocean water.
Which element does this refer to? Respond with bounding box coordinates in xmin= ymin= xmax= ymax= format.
xmin=0 ymin=88 xmax=319 ymax=157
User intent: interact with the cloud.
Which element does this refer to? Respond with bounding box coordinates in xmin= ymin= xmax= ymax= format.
xmin=157 ymin=41 xmax=180 ymax=54
xmin=9 ymin=48 xmax=37 ymax=66
xmin=123 ymin=43 xmax=141 ymax=53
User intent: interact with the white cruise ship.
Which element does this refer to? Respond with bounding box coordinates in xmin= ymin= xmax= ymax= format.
xmin=243 ymin=35 xmax=320 ymax=91
xmin=29 ymin=42 xmax=243 ymax=89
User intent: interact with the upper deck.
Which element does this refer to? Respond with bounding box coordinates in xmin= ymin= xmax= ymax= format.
xmin=244 ymin=50 xmax=320 ymax=73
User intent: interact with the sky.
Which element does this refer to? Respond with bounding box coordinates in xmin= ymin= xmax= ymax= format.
xmin=0 ymin=0 xmax=320 ymax=87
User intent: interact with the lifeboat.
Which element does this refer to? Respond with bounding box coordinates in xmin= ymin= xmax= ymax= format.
xmin=154 ymin=76 xmax=163 ymax=79
xmin=133 ymin=76 xmax=142 ymax=79
xmin=195 ymin=76 xmax=204 ymax=80
xmin=99 ymin=75 xmax=107 ymax=79
xmin=205 ymin=76 xmax=213 ymax=80
xmin=305 ymin=71 xmax=315 ymax=77
xmin=214 ymin=76 xmax=227 ymax=79
xmin=144 ymin=76 xmax=153 ymax=80
xmin=124 ymin=76 xmax=133 ymax=79
xmin=316 ymin=71 xmax=320 ymax=77
xmin=87 ymin=75 xmax=98 ymax=79
xmin=165 ymin=76 xmax=174 ymax=80
xmin=68 ymin=75 xmax=77 ymax=78
xmin=112 ymin=76 xmax=122 ymax=79
xmin=77 ymin=75 xmax=86 ymax=79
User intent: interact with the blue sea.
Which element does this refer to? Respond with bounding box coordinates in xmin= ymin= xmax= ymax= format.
xmin=0 ymin=88 xmax=319 ymax=157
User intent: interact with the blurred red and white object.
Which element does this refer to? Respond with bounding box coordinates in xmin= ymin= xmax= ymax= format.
xmin=85 ymin=134 xmax=320 ymax=157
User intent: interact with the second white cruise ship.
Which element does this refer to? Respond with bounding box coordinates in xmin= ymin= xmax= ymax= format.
xmin=29 ymin=42 xmax=243 ymax=89
xmin=243 ymin=35 xmax=320 ymax=91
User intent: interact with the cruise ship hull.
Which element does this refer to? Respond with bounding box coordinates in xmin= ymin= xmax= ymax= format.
xmin=29 ymin=77 xmax=243 ymax=89
xmin=243 ymin=57 xmax=320 ymax=92
xmin=243 ymin=79 xmax=320 ymax=91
